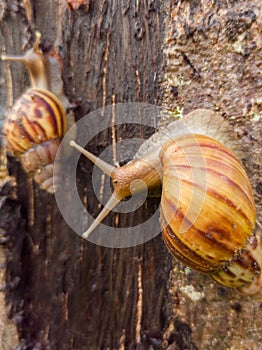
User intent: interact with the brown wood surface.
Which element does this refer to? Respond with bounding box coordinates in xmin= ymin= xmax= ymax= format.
xmin=0 ymin=1 xmax=261 ymax=349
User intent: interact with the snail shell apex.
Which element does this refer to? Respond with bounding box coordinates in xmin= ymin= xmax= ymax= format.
xmin=212 ymin=223 xmax=262 ymax=293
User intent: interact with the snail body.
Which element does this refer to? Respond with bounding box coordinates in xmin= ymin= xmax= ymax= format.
xmin=70 ymin=109 xmax=261 ymax=295
xmin=1 ymin=32 xmax=68 ymax=193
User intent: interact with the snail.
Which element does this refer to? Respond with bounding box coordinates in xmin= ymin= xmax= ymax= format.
xmin=1 ymin=32 xmax=71 ymax=193
xmin=70 ymin=109 xmax=262 ymax=295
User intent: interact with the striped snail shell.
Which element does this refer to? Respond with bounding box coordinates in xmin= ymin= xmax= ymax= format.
xmin=1 ymin=32 xmax=67 ymax=193
xmin=160 ymin=133 xmax=257 ymax=292
xmin=70 ymin=109 xmax=260 ymax=295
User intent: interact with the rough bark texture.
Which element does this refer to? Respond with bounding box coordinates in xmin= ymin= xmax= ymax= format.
xmin=0 ymin=1 xmax=261 ymax=350
xmin=162 ymin=2 xmax=262 ymax=350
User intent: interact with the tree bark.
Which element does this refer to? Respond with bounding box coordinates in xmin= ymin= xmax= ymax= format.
xmin=0 ymin=1 xmax=261 ymax=350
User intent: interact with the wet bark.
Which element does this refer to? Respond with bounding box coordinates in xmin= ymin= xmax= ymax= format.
xmin=0 ymin=1 xmax=261 ymax=349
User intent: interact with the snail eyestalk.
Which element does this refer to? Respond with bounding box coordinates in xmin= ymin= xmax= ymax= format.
xmin=82 ymin=192 xmax=121 ymax=238
xmin=70 ymin=140 xmax=154 ymax=237
xmin=70 ymin=140 xmax=115 ymax=176
xmin=70 ymin=140 xmax=125 ymax=237
xmin=1 ymin=31 xmax=49 ymax=90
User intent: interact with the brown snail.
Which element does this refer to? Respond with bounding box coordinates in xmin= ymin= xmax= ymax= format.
xmin=1 ymin=32 xmax=69 ymax=193
xmin=70 ymin=109 xmax=262 ymax=295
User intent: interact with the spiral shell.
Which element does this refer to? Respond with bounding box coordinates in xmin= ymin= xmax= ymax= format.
xmin=212 ymin=224 xmax=262 ymax=293
xmin=160 ymin=133 xmax=257 ymax=290
xmin=4 ymin=88 xmax=66 ymax=192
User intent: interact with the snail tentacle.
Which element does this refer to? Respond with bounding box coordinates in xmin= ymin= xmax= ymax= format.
xmin=70 ymin=140 xmax=115 ymax=176
xmin=82 ymin=193 xmax=121 ymax=239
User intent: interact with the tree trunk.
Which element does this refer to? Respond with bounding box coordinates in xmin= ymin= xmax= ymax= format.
xmin=0 ymin=1 xmax=261 ymax=349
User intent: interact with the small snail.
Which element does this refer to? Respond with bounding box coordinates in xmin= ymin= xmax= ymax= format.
xmin=1 ymin=32 xmax=69 ymax=193
xmin=70 ymin=109 xmax=262 ymax=295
